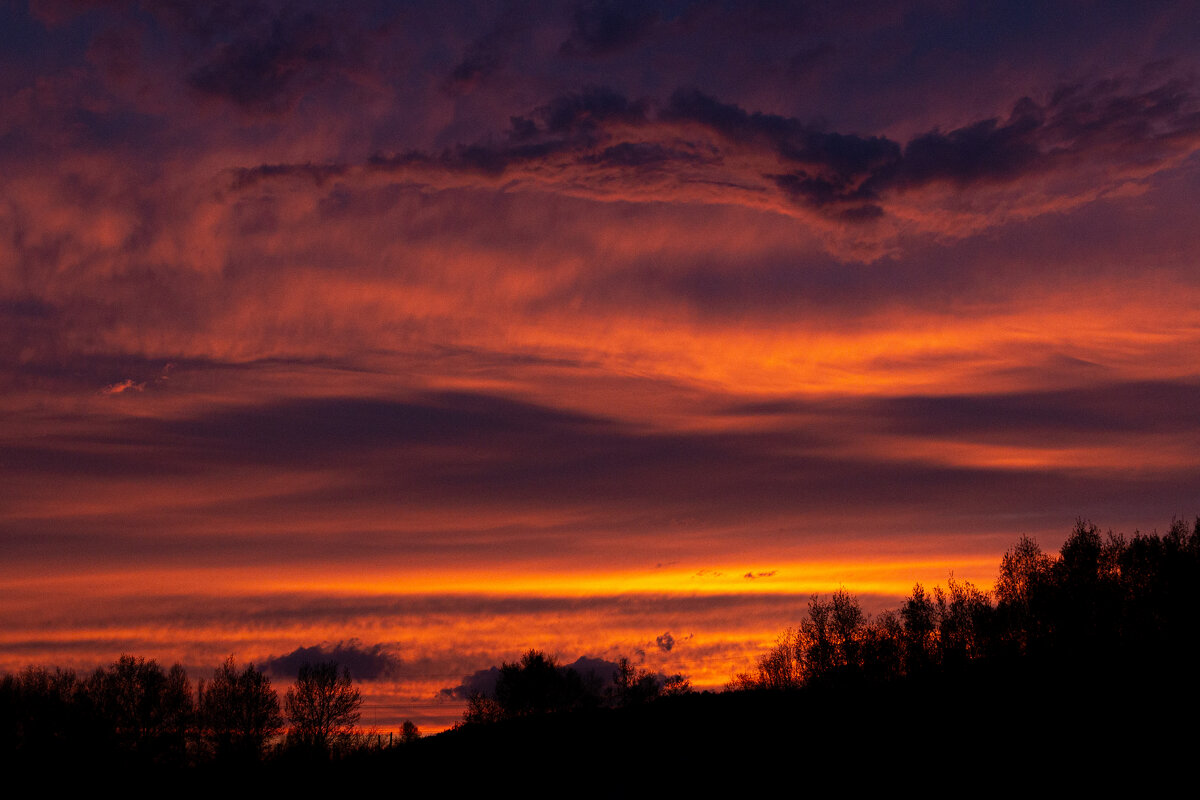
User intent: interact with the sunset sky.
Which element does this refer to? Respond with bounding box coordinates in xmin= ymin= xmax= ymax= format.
xmin=3 ymin=0 xmax=1200 ymax=731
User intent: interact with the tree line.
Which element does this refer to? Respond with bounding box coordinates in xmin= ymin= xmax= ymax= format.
xmin=0 ymin=655 xmax=412 ymax=768
xmin=728 ymin=517 xmax=1200 ymax=691
xmin=6 ymin=517 xmax=1197 ymax=764
xmin=451 ymin=517 xmax=1200 ymax=728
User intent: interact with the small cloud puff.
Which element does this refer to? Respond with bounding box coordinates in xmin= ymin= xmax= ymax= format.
xmin=261 ymin=638 xmax=401 ymax=681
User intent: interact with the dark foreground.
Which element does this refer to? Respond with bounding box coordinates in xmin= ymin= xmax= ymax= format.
xmin=27 ymin=653 xmax=1185 ymax=794
xmin=9 ymin=518 xmax=1199 ymax=792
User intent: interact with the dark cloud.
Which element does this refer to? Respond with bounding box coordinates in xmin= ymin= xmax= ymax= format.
xmin=440 ymin=665 xmax=500 ymax=699
xmin=566 ymin=656 xmax=622 ymax=686
xmin=670 ymin=74 xmax=1200 ymax=208
xmin=447 ymin=38 xmax=505 ymax=93
xmin=582 ymin=141 xmax=703 ymax=168
xmin=560 ymin=1 xmax=659 ymax=57
xmin=655 ymin=632 xmax=674 ymax=651
xmin=870 ymin=380 xmax=1200 ymax=439
xmin=9 ymin=591 xmax=827 ymax=635
xmin=724 ymin=379 xmax=1200 ymax=441
xmin=743 ymin=571 xmax=776 ymax=580
xmin=7 ymin=378 xmax=1200 ymax=561
xmin=261 ymin=639 xmax=401 ymax=681
xmin=365 ymin=87 xmax=654 ymax=179
xmin=445 ymin=12 xmax=525 ymax=95
xmin=142 ymin=1 xmax=273 ymax=40
xmin=370 ymin=73 xmax=1200 ymax=222
xmin=895 ymin=98 xmax=1045 ymax=188
xmin=186 ymin=9 xmax=358 ymax=113
xmin=787 ymin=42 xmax=834 ymax=79
xmin=134 ymin=390 xmax=616 ymax=467
xmin=894 ymin=76 xmax=1200 ymax=189
xmin=532 ymin=85 xmax=652 ymax=135
xmin=230 ymin=161 xmax=348 ymax=189
xmin=665 ymin=87 xmax=901 ymax=176
xmin=0 ymin=296 xmax=57 ymax=320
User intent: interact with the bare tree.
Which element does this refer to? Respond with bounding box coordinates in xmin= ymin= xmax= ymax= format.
xmin=284 ymin=662 xmax=362 ymax=752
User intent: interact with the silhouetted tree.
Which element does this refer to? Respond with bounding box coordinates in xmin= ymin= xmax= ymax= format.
xmin=197 ymin=656 xmax=282 ymax=761
xmin=87 ymin=655 xmax=193 ymax=763
xmin=729 ymin=517 xmax=1200 ymax=699
xmin=996 ymin=534 xmax=1053 ymax=607
xmin=0 ymin=666 xmax=94 ymax=760
xmin=399 ymin=719 xmax=420 ymax=743
xmin=859 ymin=609 xmax=904 ymax=682
xmin=285 ymin=662 xmax=362 ymax=752
xmin=752 ymin=628 xmax=802 ymax=690
xmin=901 ymin=583 xmax=938 ymax=673
xmin=460 ymin=649 xmax=627 ymax=724
xmin=611 ymin=657 xmax=661 ymax=706
xmin=934 ymin=576 xmax=990 ymax=666
xmin=662 ymin=673 xmax=692 ymax=696
xmin=995 ymin=535 xmax=1054 ymax=655
xmin=461 ymin=691 xmax=504 ymax=725
xmin=799 ymin=589 xmax=866 ymax=683
xmin=494 ymin=650 xmax=577 ymax=717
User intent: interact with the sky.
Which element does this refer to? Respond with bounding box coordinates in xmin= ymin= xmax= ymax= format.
xmin=2 ymin=0 xmax=1200 ymax=731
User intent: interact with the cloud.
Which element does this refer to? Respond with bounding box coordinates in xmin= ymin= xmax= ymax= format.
xmin=439 ymin=665 xmax=500 ymax=699
xmin=447 ymin=40 xmax=505 ymax=94
xmin=186 ymin=10 xmax=351 ymax=113
xmin=130 ymin=390 xmax=618 ymax=467
xmin=8 ymin=375 xmax=1200 ymax=571
xmin=787 ymin=42 xmax=834 ymax=80
xmin=566 ymin=655 xmax=621 ymax=684
xmin=866 ymin=380 xmax=1200 ymax=439
xmin=560 ymin=1 xmax=659 ymax=57
xmin=234 ymin=70 xmax=1200 ymax=245
xmin=261 ymin=638 xmax=401 ymax=681
xmin=655 ymin=632 xmax=674 ymax=651
xmin=445 ymin=12 xmax=527 ymax=95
